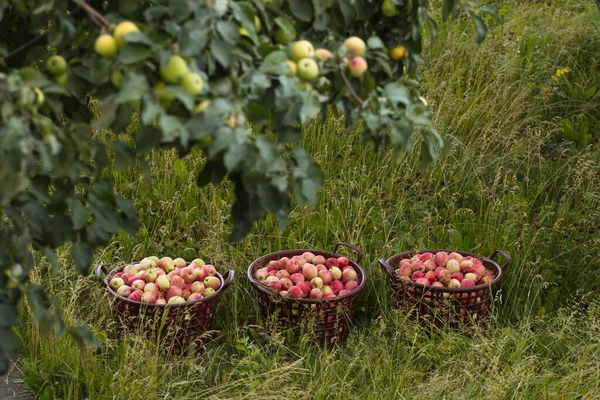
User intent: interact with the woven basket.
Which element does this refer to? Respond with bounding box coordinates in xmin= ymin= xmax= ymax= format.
xmin=95 ymin=264 xmax=234 ymax=348
xmin=248 ymin=243 xmax=366 ymax=344
xmin=379 ymin=249 xmax=510 ymax=330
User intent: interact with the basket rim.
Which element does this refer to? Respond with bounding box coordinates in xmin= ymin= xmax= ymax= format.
xmin=101 ymin=263 xmax=232 ymax=308
xmin=384 ymin=248 xmax=504 ymax=293
xmin=247 ymin=248 xmax=366 ymax=304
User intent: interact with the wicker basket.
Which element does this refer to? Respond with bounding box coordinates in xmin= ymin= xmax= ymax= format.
xmin=248 ymin=243 xmax=366 ymax=344
xmin=379 ymin=249 xmax=510 ymax=330
xmin=95 ymin=264 xmax=234 ymax=348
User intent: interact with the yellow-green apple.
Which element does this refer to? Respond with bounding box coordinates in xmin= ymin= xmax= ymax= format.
xmin=180 ymin=72 xmax=204 ymax=95
xmin=123 ymin=265 xmax=137 ymax=275
xmin=114 ymin=21 xmax=139 ymax=46
xmin=155 ymin=298 xmax=167 ymax=305
xmin=290 ymin=40 xmax=314 ymax=62
xmin=45 ymin=56 xmax=67 ymax=76
xmin=109 ymin=277 xmax=125 ymax=290
xmin=204 ymin=276 xmax=221 ymax=290
xmin=144 ymin=283 xmax=159 ymax=296
xmin=173 ymin=258 xmax=186 ymax=269
xmin=310 ymin=277 xmax=323 ymax=289
xmin=446 ymin=259 xmax=460 ymax=273
xmin=191 ymin=258 xmax=205 ymax=267
xmin=381 ymin=0 xmax=399 ymax=16
xmin=343 ymin=36 xmax=366 ymax=56
xmin=321 ymin=285 xmax=333 ymax=296
xmin=276 ymin=270 xmax=290 ymax=279
xmin=116 ymin=285 xmax=132 ymax=297
xmin=167 ymin=296 xmax=185 ymax=305
xmin=94 ymin=34 xmax=118 ymax=58
xmin=203 ymin=287 xmax=215 ymax=297
xmin=284 ymin=60 xmax=296 ymax=77
xmin=145 ymin=269 xmax=159 ymax=282
xmin=329 ymin=267 xmax=342 ymax=280
xmin=158 ymin=257 xmax=175 ymax=272
xmin=156 ymin=275 xmax=170 ymax=291
xmin=302 ymin=263 xmax=318 ymax=280
xmin=141 ymin=292 xmax=157 ymax=304
xmin=464 ymin=273 xmax=478 ymax=282
xmin=297 ymin=58 xmax=319 ymax=80
xmin=191 ymin=281 xmax=205 ymax=294
xmin=389 ymin=45 xmax=406 ymax=60
xmin=160 ymin=55 xmax=189 ymax=83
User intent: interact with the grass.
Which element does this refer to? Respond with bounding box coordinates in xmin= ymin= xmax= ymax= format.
xmin=18 ymin=0 xmax=600 ymax=398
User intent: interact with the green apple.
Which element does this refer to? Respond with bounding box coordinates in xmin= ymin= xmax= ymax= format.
xmin=290 ymin=40 xmax=314 ymax=62
xmin=154 ymin=81 xmax=175 ymax=104
xmin=296 ymin=58 xmax=319 ymax=81
xmin=55 ymin=72 xmax=68 ymax=86
xmin=45 ymin=56 xmax=67 ymax=76
xmin=274 ymin=29 xmax=293 ymax=44
xmin=94 ymin=34 xmax=118 ymax=59
xmin=343 ymin=36 xmax=366 ymax=56
xmin=179 ymin=72 xmax=204 ymax=95
xmin=284 ymin=60 xmax=297 ymax=76
xmin=382 ymin=0 xmax=399 ymax=17
xmin=160 ymin=55 xmax=189 ymax=83
xmin=111 ymin=70 xmax=123 ymax=88
xmin=114 ymin=21 xmax=139 ymax=47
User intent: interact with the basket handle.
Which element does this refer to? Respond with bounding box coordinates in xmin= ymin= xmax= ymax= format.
xmin=94 ymin=265 xmax=108 ymax=284
xmin=488 ymin=250 xmax=511 ymax=269
xmin=378 ymin=259 xmax=396 ymax=281
xmin=333 ymin=242 xmax=364 ymax=263
xmin=222 ymin=270 xmax=235 ymax=288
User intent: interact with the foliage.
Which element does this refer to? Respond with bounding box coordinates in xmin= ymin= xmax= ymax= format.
xmin=0 ymin=0 xmax=495 ymax=373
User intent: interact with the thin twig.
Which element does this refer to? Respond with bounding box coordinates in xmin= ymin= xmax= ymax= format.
xmin=79 ymin=1 xmax=111 ymax=29
xmin=340 ymin=68 xmax=366 ymax=108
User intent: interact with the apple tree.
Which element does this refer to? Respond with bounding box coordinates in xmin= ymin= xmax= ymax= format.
xmin=0 ymin=0 xmax=495 ymax=372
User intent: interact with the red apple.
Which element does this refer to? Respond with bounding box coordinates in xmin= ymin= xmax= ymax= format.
xmin=201 ymin=264 xmax=217 ymax=276
xmin=188 ymin=293 xmax=203 ymax=302
xmin=325 ymin=258 xmax=339 ymax=269
xmin=302 ymin=263 xmax=318 ymax=280
xmin=268 ymin=279 xmax=282 ymax=291
xmin=337 ymin=290 xmax=350 ymax=296
xmin=411 ymin=271 xmax=425 ymax=280
xmin=309 ymin=288 xmax=323 ymax=299
xmin=438 ymin=269 xmax=451 ymax=284
xmin=434 ymin=251 xmax=448 ymax=266
xmin=180 ymin=266 xmax=195 ymax=283
xmin=170 ymin=275 xmax=185 ymax=289
xmin=330 ymin=280 xmax=344 ymax=294
xmin=296 ymin=281 xmax=311 ymax=296
xmin=345 ymin=280 xmax=358 ymax=292
xmin=323 ymin=293 xmax=336 ymax=299
xmin=191 ymin=281 xmax=205 ymax=294
xmin=461 ymin=279 xmax=475 ymax=288
xmin=318 ymin=270 xmax=333 ymax=285
xmin=423 ymin=259 xmax=436 ymax=272
xmin=419 ymin=252 xmax=434 ymax=261
xmin=128 ymin=290 xmax=143 ymax=302
xmin=337 ymin=257 xmax=349 ymax=267
xmin=131 ymin=280 xmax=146 ymax=291
xmin=289 ymin=286 xmax=304 ymax=299
xmin=166 ymin=286 xmax=182 ymax=300
xmin=255 ymin=268 xmax=268 ymax=281
xmin=424 ymin=271 xmax=437 ymax=283
xmin=448 ymin=252 xmax=464 ymax=262
xmin=412 ymin=261 xmax=426 ymax=272
xmin=290 ymin=273 xmax=305 ymax=284
xmin=312 ymin=255 xmax=326 ymax=265
xmin=276 ymin=270 xmax=290 ymax=279
xmin=341 ymin=268 xmax=357 ymax=284
xmin=141 ymin=292 xmax=157 ymax=304
xmin=280 ymin=277 xmax=293 ymax=290
xmin=155 ymin=298 xmax=167 ymax=305
xmin=302 ymin=252 xmax=315 ymax=263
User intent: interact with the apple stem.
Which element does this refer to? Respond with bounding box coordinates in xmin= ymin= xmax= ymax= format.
xmin=79 ymin=1 xmax=111 ymax=30
xmin=340 ymin=68 xmax=366 ymax=108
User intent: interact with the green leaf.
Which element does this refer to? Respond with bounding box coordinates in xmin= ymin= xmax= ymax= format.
xmin=135 ymin=125 xmax=162 ymax=153
xmin=43 ymin=247 xmax=59 ymax=275
xmin=66 ymin=326 xmax=102 ymax=351
xmin=367 ymin=36 xmax=384 ymax=49
xmin=72 ymin=242 xmax=93 ymax=275
xmin=274 ymin=17 xmax=296 ymax=41
xmin=288 ymin=0 xmax=313 ymax=22
xmin=383 ymin=82 xmax=411 ymax=105
xmin=258 ymin=50 xmax=290 ymax=75
xmin=299 ymin=91 xmax=320 ymax=123
xmin=117 ymin=43 xmax=153 ymax=64
xmin=180 ymin=20 xmax=210 ymax=57
xmin=115 ymin=195 xmax=137 ymax=221
xmin=469 ymin=12 xmax=488 ymax=44
xmin=67 ymin=198 xmax=87 ymax=230
xmin=210 ymin=38 xmax=232 ymax=68
xmin=217 ymin=21 xmax=240 ymax=45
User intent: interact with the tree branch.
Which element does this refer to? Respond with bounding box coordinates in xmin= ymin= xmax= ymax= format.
xmin=340 ymin=68 xmax=366 ymax=108
xmin=79 ymin=1 xmax=111 ymax=29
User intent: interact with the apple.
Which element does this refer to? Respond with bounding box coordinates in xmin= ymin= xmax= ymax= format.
xmin=169 ymin=275 xmax=184 ymax=289
xmin=187 ymin=293 xmax=203 ymax=302
xmin=280 ymin=278 xmax=293 ymax=290
xmin=46 ymin=56 xmax=67 ymax=76
xmin=309 ymin=288 xmax=323 ymax=299
xmin=180 ymin=72 xmax=204 ymax=95
xmin=316 ymin=264 xmax=327 ymax=274
xmin=302 ymin=252 xmax=316 ymax=263
xmin=323 ymin=293 xmax=336 ymax=299
xmin=461 ymin=279 xmax=476 ymax=288
xmin=145 ymin=269 xmax=158 ymax=282
xmin=160 ymin=55 xmax=189 ymax=83
xmin=396 ymin=265 xmax=412 ymax=278
xmin=464 ymin=273 xmax=478 ymax=282
xmin=412 ymin=261 xmax=425 ymax=272
xmin=158 ymin=257 xmax=175 ymax=273
xmin=190 ymin=281 xmax=205 ymax=294
xmin=168 ymin=269 xmax=181 ymax=278
xmin=289 ymin=286 xmax=304 ymax=299
xmin=290 ymin=273 xmax=305 ymax=284
xmin=432 ymin=282 xmax=444 ymax=288
xmin=480 ymin=276 xmax=492 ymax=284
xmin=190 ymin=258 xmax=205 ymax=268
xmin=131 ymin=280 xmax=145 ymax=291
xmin=193 ymin=267 xmax=208 ymax=282
xmin=144 ymin=283 xmax=159 ymax=296
xmin=202 ymin=265 xmax=217 ymax=276
xmin=389 ymin=45 xmax=406 ymax=60
xmin=322 ymin=285 xmax=333 ymax=296
xmin=172 ymin=258 xmax=186 ymax=269
xmin=315 ymin=48 xmax=332 ymax=61
xmin=116 ymin=285 xmax=132 ymax=297
xmin=109 ymin=277 xmax=125 ymax=290
xmin=204 ymin=276 xmax=221 ymax=290
xmin=419 ymin=252 xmax=434 ymax=261
xmin=120 ymin=273 xmax=133 ymax=284
xmin=54 ymin=72 xmax=68 ymax=86
xmin=448 ymin=279 xmax=461 ymax=288
xmin=114 ymin=21 xmax=139 ymax=46
xmin=156 ymin=275 xmax=171 ymax=291
xmin=284 ymin=60 xmax=297 ymax=77
xmin=318 ymin=270 xmax=333 ymax=286
xmin=123 ymin=265 xmax=137 ymax=275
xmin=423 ymin=259 xmax=436 ymax=271
xmin=347 ymin=56 xmax=367 ymax=77
xmin=310 ymin=277 xmax=323 ymax=289
xmin=330 ymin=280 xmax=344 ymax=294
xmin=424 ymin=271 xmax=437 ymax=283
xmin=341 ymin=268 xmax=357 ymax=284
xmin=438 ymin=269 xmax=451 ymax=284
xmin=276 ymin=270 xmax=290 ymax=279
xmin=296 ymin=281 xmax=311 ymax=296
xmin=460 ymin=260 xmax=475 ymax=272
xmin=290 ymin=40 xmax=314 ymax=62
xmin=434 ymin=252 xmax=448 ymax=266
xmin=325 ymin=258 xmax=339 ymax=269
xmin=128 ymin=290 xmax=144 ymax=302
xmin=94 ymin=34 xmax=118 ymax=58
xmin=312 ymin=255 xmax=326 ymax=265
xmin=286 ymin=261 xmax=301 ymax=274
xmin=451 ymin=272 xmax=464 ymax=282
xmin=329 ymin=266 xmax=342 ymax=280
xmin=141 ymin=292 xmax=157 ymax=304
xmin=412 ymin=271 xmax=425 ymax=280
xmin=343 ymin=36 xmax=366 ymax=56
xmin=400 ymin=259 xmax=412 ymax=268
xmin=345 ymin=280 xmax=358 ymax=292
xmin=302 ymin=263 xmax=318 ymax=280
xmin=448 ymin=252 xmax=464 ymax=262
xmin=167 ymin=296 xmax=186 ymax=305
xmin=268 ymin=279 xmax=281 ymax=291
xmin=297 ymin=58 xmax=319 ymax=81
xmin=415 ymin=278 xmax=429 ymax=286
xmin=446 ymin=259 xmax=460 ymax=273
xmin=203 ymin=288 xmax=216 ymax=297
xmin=166 ymin=286 xmax=183 ymax=300
xmin=254 ymin=268 xmax=267 ymax=281
xmin=180 ymin=266 xmax=196 ymax=283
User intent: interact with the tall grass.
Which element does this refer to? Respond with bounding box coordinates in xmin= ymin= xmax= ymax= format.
xmin=18 ymin=0 xmax=600 ymax=398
